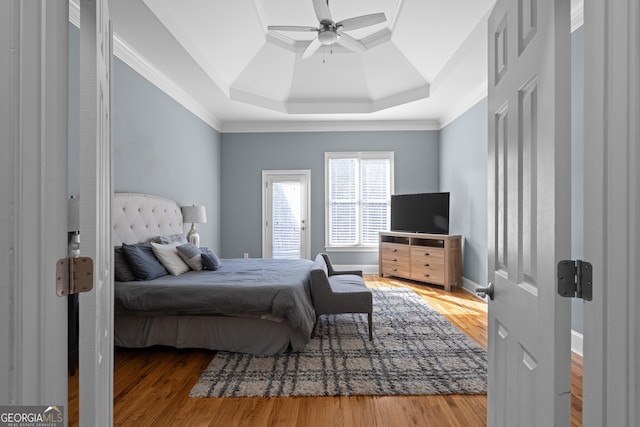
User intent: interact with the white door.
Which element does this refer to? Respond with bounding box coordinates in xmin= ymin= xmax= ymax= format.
xmin=0 ymin=0 xmax=69 ymax=414
xmin=262 ymin=171 xmax=310 ymax=259
xmin=487 ymin=0 xmax=572 ymax=425
xmin=582 ymin=0 xmax=640 ymax=425
xmin=79 ymin=0 xmax=113 ymax=424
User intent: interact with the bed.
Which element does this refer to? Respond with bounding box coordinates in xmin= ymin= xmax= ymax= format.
xmin=112 ymin=193 xmax=316 ymax=355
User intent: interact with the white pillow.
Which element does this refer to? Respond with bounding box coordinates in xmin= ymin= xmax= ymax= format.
xmin=150 ymin=241 xmax=190 ymax=276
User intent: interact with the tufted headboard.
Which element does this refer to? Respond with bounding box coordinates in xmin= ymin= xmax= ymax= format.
xmin=112 ymin=193 xmax=184 ymax=246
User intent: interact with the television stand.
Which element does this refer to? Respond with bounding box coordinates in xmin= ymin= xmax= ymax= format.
xmin=379 ymin=231 xmax=462 ymax=291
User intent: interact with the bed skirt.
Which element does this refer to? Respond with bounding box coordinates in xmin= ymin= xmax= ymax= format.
xmin=115 ymin=314 xmax=307 ymax=355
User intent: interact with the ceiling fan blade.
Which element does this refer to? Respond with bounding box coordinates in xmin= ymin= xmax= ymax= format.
xmin=301 ymin=37 xmax=322 ymax=59
xmin=337 ymin=13 xmax=386 ymax=31
xmin=268 ymin=25 xmax=318 ymax=32
xmin=335 ymin=32 xmax=366 ymax=53
xmin=312 ymin=0 xmax=332 ymax=23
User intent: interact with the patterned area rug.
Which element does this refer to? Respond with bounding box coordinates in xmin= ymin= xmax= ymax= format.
xmin=190 ymin=288 xmax=487 ymax=398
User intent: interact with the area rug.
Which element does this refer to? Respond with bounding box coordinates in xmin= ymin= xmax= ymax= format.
xmin=190 ymin=288 xmax=487 ymax=398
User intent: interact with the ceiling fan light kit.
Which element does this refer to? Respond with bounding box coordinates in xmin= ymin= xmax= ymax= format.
xmin=267 ymin=0 xmax=386 ymax=59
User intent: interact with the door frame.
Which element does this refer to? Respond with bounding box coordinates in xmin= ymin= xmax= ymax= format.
xmin=78 ymin=0 xmax=114 ymax=424
xmin=0 ymin=0 xmax=69 ymax=411
xmin=582 ymin=0 xmax=639 ymax=425
xmin=262 ymin=170 xmax=311 ymax=259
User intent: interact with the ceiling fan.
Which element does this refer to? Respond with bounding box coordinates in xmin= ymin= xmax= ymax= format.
xmin=268 ymin=0 xmax=386 ymax=59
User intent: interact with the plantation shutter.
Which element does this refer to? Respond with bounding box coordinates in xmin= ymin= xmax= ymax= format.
xmin=328 ymin=158 xmax=357 ymax=245
xmin=326 ymin=153 xmax=393 ymax=247
xmin=361 ymin=158 xmax=391 ymax=244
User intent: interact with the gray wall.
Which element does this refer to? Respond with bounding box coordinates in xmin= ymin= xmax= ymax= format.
xmin=68 ymin=23 xmax=222 ymax=251
xmin=220 ymin=131 xmax=440 ymax=262
xmin=111 ymin=58 xmax=222 ymax=251
xmin=439 ymin=99 xmax=489 ymax=287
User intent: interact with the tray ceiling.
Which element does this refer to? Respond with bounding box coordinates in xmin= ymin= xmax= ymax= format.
xmin=108 ymin=0 xmax=497 ymax=130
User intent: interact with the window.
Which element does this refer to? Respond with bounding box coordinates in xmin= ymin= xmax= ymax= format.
xmin=325 ymin=152 xmax=394 ymax=249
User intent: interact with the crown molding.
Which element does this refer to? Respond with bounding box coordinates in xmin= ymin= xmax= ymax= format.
xmin=220 ymin=119 xmax=440 ymax=133
xmin=69 ymin=0 xmax=584 ymax=134
xmin=438 ymin=82 xmax=488 ymax=129
xmin=68 ymin=0 xmax=222 ymax=132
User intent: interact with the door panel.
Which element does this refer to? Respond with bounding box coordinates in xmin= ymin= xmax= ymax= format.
xmin=262 ymin=171 xmax=310 ymax=259
xmin=487 ymin=0 xmax=571 ymax=425
xmin=79 ymin=0 xmax=113 ymax=424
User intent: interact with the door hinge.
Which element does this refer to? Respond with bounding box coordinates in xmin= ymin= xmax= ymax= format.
xmin=56 ymin=257 xmax=94 ymax=297
xmin=557 ymin=260 xmax=592 ymax=301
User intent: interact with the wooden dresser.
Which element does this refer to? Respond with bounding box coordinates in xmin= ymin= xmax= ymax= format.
xmin=379 ymin=231 xmax=462 ymax=291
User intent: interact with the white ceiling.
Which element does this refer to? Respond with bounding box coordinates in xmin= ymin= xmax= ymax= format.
xmin=106 ymin=0 xmax=497 ymax=131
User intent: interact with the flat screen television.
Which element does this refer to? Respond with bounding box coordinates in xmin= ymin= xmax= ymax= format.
xmin=390 ymin=192 xmax=450 ymax=234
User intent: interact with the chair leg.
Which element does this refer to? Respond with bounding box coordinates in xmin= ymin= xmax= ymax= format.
xmin=368 ymin=312 xmax=373 ymax=341
xmin=311 ymin=316 xmax=319 ymax=338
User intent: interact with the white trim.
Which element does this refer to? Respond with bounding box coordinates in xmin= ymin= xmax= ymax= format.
xmin=261 ymin=170 xmax=311 ymax=259
xmin=220 ymin=119 xmax=441 ymax=133
xmin=324 ymin=152 xmax=394 ymax=249
xmin=461 ymin=276 xmax=483 ymax=297
xmin=68 ymin=0 xmax=221 ymax=132
xmin=68 ymin=1 xmax=583 ymax=134
xmin=571 ymin=330 xmax=584 ymax=357
xmin=112 ymin=35 xmax=222 ymax=131
xmin=438 ymin=83 xmax=488 ymax=128
xmin=571 ymin=0 xmax=584 ymax=32
xmin=325 ymin=246 xmax=379 ymax=253
xmin=333 ymin=265 xmax=379 ymax=275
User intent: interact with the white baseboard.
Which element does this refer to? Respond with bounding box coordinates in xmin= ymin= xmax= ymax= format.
xmin=571 ymin=330 xmax=583 ymax=357
xmin=335 ymin=264 xmax=378 ymax=275
xmin=462 ymin=277 xmax=486 ymax=300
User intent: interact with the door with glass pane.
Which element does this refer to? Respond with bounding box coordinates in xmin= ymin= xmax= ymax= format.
xmin=262 ymin=171 xmax=310 ymax=259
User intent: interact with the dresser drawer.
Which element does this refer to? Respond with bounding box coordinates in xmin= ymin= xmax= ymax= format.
xmin=380 ymin=243 xmax=411 ymax=277
xmin=411 ymin=246 xmax=444 ymax=262
xmin=411 ymin=263 xmax=445 ymax=284
xmin=381 ymin=242 xmax=410 ymax=259
xmin=410 ymin=246 xmax=445 ymax=284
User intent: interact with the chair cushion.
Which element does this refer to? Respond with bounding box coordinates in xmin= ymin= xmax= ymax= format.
xmin=328 ymin=274 xmax=370 ymax=293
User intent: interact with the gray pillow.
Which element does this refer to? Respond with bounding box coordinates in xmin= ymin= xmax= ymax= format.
xmin=176 ymin=243 xmax=203 ymax=271
xmin=152 ymin=233 xmax=188 ymax=245
xmin=201 ymin=249 xmax=222 ymax=271
xmin=121 ymin=242 xmax=168 ymax=280
xmin=114 ymin=246 xmax=136 ymax=282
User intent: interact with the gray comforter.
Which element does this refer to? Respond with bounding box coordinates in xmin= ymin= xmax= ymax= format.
xmin=114 ymin=258 xmax=316 ymax=340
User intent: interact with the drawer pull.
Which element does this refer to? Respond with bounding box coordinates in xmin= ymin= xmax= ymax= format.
xmin=392 ymin=248 xmax=397 ymax=252
xmin=424 ymin=252 xmax=430 ymax=256
xmin=424 ymin=273 xmax=430 ymax=277
xmin=424 ymin=263 xmax=430 ymax=267
xmin=392 ymin=267 xmax=398 ymax=271
xmin=392 ymin=257 xmax=398 ymax=261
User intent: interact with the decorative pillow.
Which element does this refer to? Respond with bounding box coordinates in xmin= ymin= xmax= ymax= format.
xmin=121 ymin=242 xmax=168 ymax=280
xmin=152 ymin=233 xmax=188 ymax=245
xmin=150 ymin=241 xmax=190 ymax=276
xmin=176 ymin=243 xmax=203 ymax=271
xmin=114 ymin=246 xmax=136 ymax=282
xmin=201 ymin=249 xmax=222 ymax=271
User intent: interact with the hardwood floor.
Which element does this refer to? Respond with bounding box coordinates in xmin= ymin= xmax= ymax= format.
xmin=69 ymin=276 xmax=583 ymax=426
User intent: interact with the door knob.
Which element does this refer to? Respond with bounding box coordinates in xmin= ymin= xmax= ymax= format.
xmin=476 ymin=282 xmax=494 ymax=300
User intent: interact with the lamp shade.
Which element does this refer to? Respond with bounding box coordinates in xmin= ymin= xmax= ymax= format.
xmin=181 ymin=205 xmax=207 ymax=224
xmin=68 ymin=197 xmax=80 ymax=231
